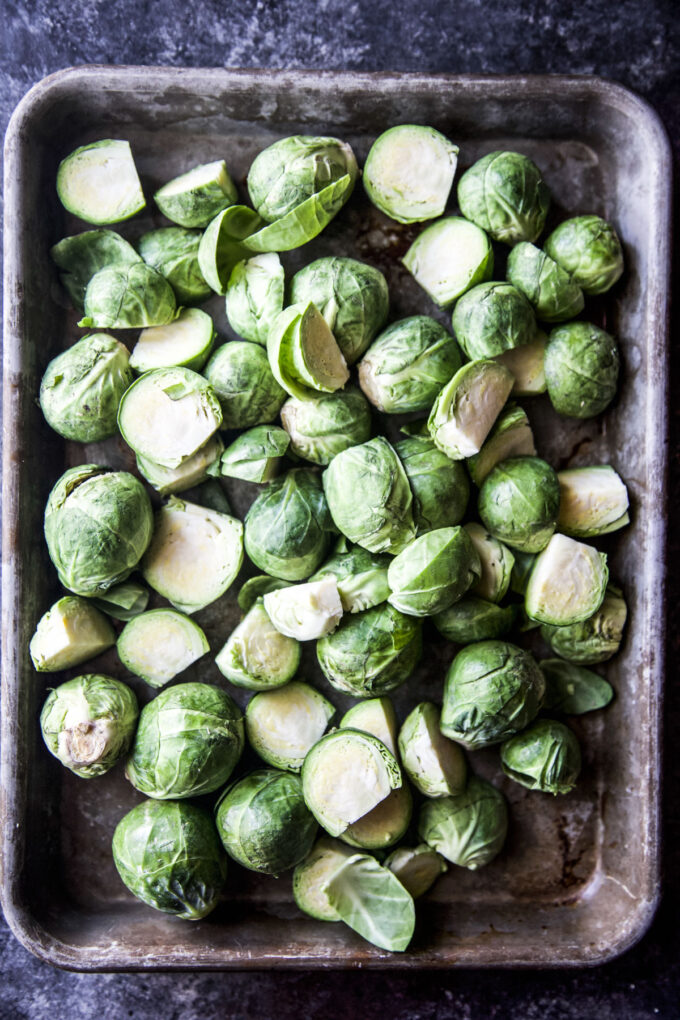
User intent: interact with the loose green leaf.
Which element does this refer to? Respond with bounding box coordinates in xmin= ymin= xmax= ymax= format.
xmin=323 ymin=853 xmax=415 ymax=952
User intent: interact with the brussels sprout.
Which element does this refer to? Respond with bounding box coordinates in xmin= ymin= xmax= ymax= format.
xmin=197 ymin=204 xmax=263 ymax=294
xmin=79 ymin=264 xmax=177 ymax=329
xmin=301 ymin=729 xmax=402 ymax=837
xmin=293 ymin=837 xmax=355 ymax=921
xmin=457 ymin=150 xmax=550 ymax=245
xmin=215 ymin=769 xmax=318 ymax=875
xmin=50 ymin=229 xmax=142 ymax=310
xmin=138 ymin=227 xmax=211 ymax=305
xmin=494 ymin=333 xmax=548 ymax=396
xmin=433 ymin=596 xmax=516 ymax=644
xmin=428 ymin=360 xmax=514 ymax=460
xmin=56 ymin=139 xmax=145 ymax=224
xmin=398 ymin=702 xmax=467 ymax=798
xmin=387 ymin=526 xmax=481 ymax=618
xmin=188 ymin=478 xmax=232 ymax=516
xmin=478 ymin=456 xmax=560 ymax=553
xmin=506 ymin=242 xmax=585 ymax=322
xmin=311 ymin=540 xmax=390 ymax=615
xmin=130 ymin=308 xmax=215 ymax=374
xmin=90 ymin=580 xmax=149 ymax=621
xmin=263 ymin=577 xmax=343 ymax=641
xmin=340 ymin=784 xmax=412 ymax=850
xmin=557 ymin=465 xmax=630 ymax=538
xmin=203 ymin=340 xmax=286 ymax=429
xmin=385 ymin=844 xmax=448 ymax=899
xmin=216 ymin=599 xmax=300 ymax=690
xmin=126 ymin=682 xmax=244 ymax=798
xmin=464 ymin=523 xmax=515 ymax=603
xmin=394 ymin=436 xmax=470 ymax=534
xmin=363 ymin=124 xmax=458 ymax=223
xmin=244 ymin=469 xmax=333 ymax=581
xmin=219 ymin=426 xmax=290 ymax=483
xmin=544 ymin=322 xmax=619 ymax=418
xmin=267 ymin=301 xmax=349 ymax=400
xmin=418 ymin=775 xmax=508 ymax=869
xmin=525 ymin=533 xmax=608 ymax=626
xmin=467 ymin=405 xmax=537 ymax=486
xmin=322 ymin=853 xmax=416 ymax=952
xmin=358 ymin=316 xmax=462 ymax=415
xmin=225 ymin=253 xmax=285 ymax=346
xmin=340 ymin=697 xmax=398 ymax=757
xmin=44 ymin=465 xmax=153 ymax=596
xmin=30 ymin=596 xmax=115 ymax=672
xmin=509 ymin=550 xmax=537 ymax=596
xmin=403 ymin=216 xmax=493 ymax=307
xmin=117 ymin=609 xmax=209 ymax=687
xmin=39 ymin=334 xmax=133 ymax=442
xmin=154 ymin=159 xmax=238 ymax=228
xmin=451 ymin=282 xmax=537 ymax=361
xmin=317 ymin=603 xmax=422 ymax=698
xmin=40 ymin=674 xmax=138 ymax=777
xmin=500 ymin=719 xmax=581 ymax=794
xmin=540 ymin=659 xmax=614 ymax=715
xmin=244 ymin=176 xmax=355 ymax=251
xmin=544 ymin=215 xmax=624 ymax=295
xmin=441 ymin=640 xmax=545 ymax=749
xmin=541 ymin=585 xmax=627 ymax=664
xmin=237 ymin=575 xmax=290 ymax=613
xmin=137 ymin=434 xmax=224 ymax=496
xmin=323 ymin=437 xmax=416 ymax=555
xmin=247 ymin=135 xmax=358 ymax=222
xmin=290 ymin=257 xmax=389 ymax=364
xmin=142 ymin=497 xmax=243 ymax=613
xmin=280 ymin=387 xmax=371 ymax=466
xmin=246 ymin=682 xmax=335 ymax=772
xmin=112 ymin=800 xmax=227 ymax=920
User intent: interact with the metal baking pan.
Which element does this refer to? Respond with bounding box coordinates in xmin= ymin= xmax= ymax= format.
xmin=1 ymin=67 xmax=671 ymax=970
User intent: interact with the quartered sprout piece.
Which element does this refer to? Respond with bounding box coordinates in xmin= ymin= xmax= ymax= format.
xmin=57 ymin=139 xmax=145 ymax=224
xmin=525 ymin=533 xmax=608 ymax=626
xmin=225 ymin=253 xmax=285 ymax=347
xmin=403 ymin=216 xmax=493 ymax=307
xmin=215 ymin=599 xmax=300 ymax=691
xmin=219 ymin=426 xmax=290 ymax=484
xmin=385 ymin=844 xmax=448 ymax=899
xmin=50 ymin=229 xmax=142 ymax=310
xmin=311 ymin=541 xmax=391 ymax=615
xmin=398 ymin=702 xmax=467 ymax=798
xmin=418 ymin=775 xmax=508 ymax=869
xmin=322 ymin=853 xmax=416 ymax=952
xmin=137 ymin=434 xmax=223 ymax=497
xmin=130 ymin=308 xmax=215 ymax=374
xmin=467 ymin=404 xmax=536 ymax=486
xmin=245 ymin=681 xmax=335 ymax=772
xmin=427 ymin=360 xmax=514 ymax=460
xmin=557 ymin=465 xmax=630 ymax=538
xmin=117 ymin=608 xmax=209 ymax=688
xmin=464 ymin=523 xmax=515 ymax=604
xmin=495 ymin=333 xmax=548 ymax=396
xmin=363 ymin=125 xmax=458 ymax=224
xmin=267 ymin=301 xmax=349 ymax=400
xmin=293 ymin=837 xmax=355 ymax=921
xmin=90 ymin=580 xmax=150 ymax=622
xmin=263 ymin=577 xmax=343 ymax=641
xmin=340 ymin=696 xmax=399 ymax=757
xmin=30 ymin=596 xmax=115 ymax=672
xmin=154 ymin=159 xmax=238 ymax=228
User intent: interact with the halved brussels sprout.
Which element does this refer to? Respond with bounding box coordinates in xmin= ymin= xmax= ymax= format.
xmin=418 ymin=775 xmax=508 ymax=869
xmin=385 ymin=844 xmax=448 ymax=899
xmin=219 ymin=426 xmax=290 ymax=483
xmin=557 ymin=465 xmax=630 ymax=538
xmin=340 ymin=784 xmax=412 ymax=850
xmin=117 ymin=608 xmax=209 ymax=687
xmin=50 ymin=229 xmax=142 ymax=310
xmin=525 ymin=533 xmax=608 ymax=626
xmin=340 ymin=696 xmax=398 ymax=756
xmin=464 ymin=523 xmax=515 ymax=603
xmin=457 ymin=150 xmax=550 ymax=244
xmin=280 ymin=387 xmax=371 ymax=466
xmin=56 ymin=139 xmax=145 ymax=224
xmin=293 ymin=837 xmax=355 ymax=920
xmin=506 ymin=242 xmax=584 ymax=322
xmin=263 ymin=577 xmax=343 ymax=641
xmin=540 ymin=585 xmax=627 ymax=664
xmin=403 ymin=216 xmax=493 ymax=307
xmin=427 ymin=360 xmax=514 ymax=460
xmin=501 ymin=719 xmax=581 ymax=794
xmin=237 ymin=575 xmax=290 ymax=613
xmin=225 ymin=253 xmax=285 ymax=346
xmin=311 ymin=540 xmax=391 ymax=614
xmin=30 ymin=596 xmax=115 ymax=672
xmin=494 ymin=333 xmax=547 ymax=396
xmin=322 ymin=852 xmax=416 ymax=952
xmin=398 ymin=702 xmax=467 ymax=798
xmin=203 ymin=340 xmax=286 ymax=429
xmin=267 ymin=301 xmax=349 ymax=400
xmin=451 ymin=282 xmax=537 ymax=361
xmin=478 ymin=456 xmax=560 ymax=553
xmin=387 ymin=526 xmax=481 ymax=617
xmin=363 ymin=124 xmax=458 ymax=223
xmin=130 ymin=307 xmax=215 ymax=374
xmin=90 ymin=580 xmax=149 ymax=621
xmin=540 ymin=659 xmax=614 ymax=715
xmin=79 ymin=264 xmax=176 ymax=329
xmin=433 ymin=596 xmax=516 ymax=644
xmin=544 ymin=322 xmax=619 ymax=418
xmin=154 ymin=159 xmax=238 ymax=228
xmin=467 ymin=404 xmax=536 ymax=486
xmin=216 ymin=598 xmax=300 ymax=691
xmin=136 ymin=433 xmax=224 ymax=496
xmin=394 ymin=436 xmax=470 ymax=534
xmin=138 ymin=227 xmax=211 ymax=305
xmin=544 ymin=215 xmax=624 ymax=295
xmin=246 ymin=682 xmax=335 ymax=772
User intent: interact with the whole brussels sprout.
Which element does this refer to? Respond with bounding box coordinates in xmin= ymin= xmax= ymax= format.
xmin=40 ymin=674 xmax=138 ymax=777
xmin=500 ymin=719 xmax=581 ymax=794
xmin=126 ymin=682 xmax=244 ymax=799
xmin=506 ymin=242 xmax=584 ymax=322
xmin=395 ymin=436 xmax=470 ymax=534
xmin=457 ymin=150 xmax=550 ymax=244
xmin=541 ymin=585 xmax=627 ymax=664
xmin=225 ymin=253 xmax=285 ymax=346
xmin=40 ymin=334 xmax=133 ymax=442
xmin=311 ymin=539 xmax=391 ymax=614
xmin=215 ymin=769 xmax=318 ymax=875
xmin=247 ymin=136 xmax=358 ymax=222
xmin=418 ymin=775 xmax=508 ymax=869
xmin=280 ymin=387 xmax=372 ymax=466
xmin=544 ymin=215 xmax=624 ymax=294
xmin=112 ymin=800 xmax=227 ymax=920
xmin=44 ymin=465 xmax=153 ymax=596
xmin=387 ymin=527 xmax=481 ymax=617
xmin=433 ymin=596 xmax=516 ymax=644
xmin=441 ymin=640 xmax=545 ymax=749
xmin=79 ymin=263 xmax=177 ymax=329
xmin=203 ymin=341 xmax=286 ymax=429
xmin=138 ymin=226 xmax=211 ymax=305
xmin=478 ymin=456 xmax=560 ymax=554
xmin=451 ymin=282 xmax=537 ymax=361
xmin=544 ymin=322 xmax=619 ymax=418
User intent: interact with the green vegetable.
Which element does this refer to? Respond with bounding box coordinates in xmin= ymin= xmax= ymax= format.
xmin=500 ymin=719 xmax=581 ymax=794
xmin=237 ymin=575 xmax=290 ymax=613
xmin=451 ymin=281 xmax=537 ymax=361
xmin=394 ymin=436 xmax=470 ymax=534
xmin=154 ymin=159 xmax=238 ymax=228
xmin=263 ymin=577 xmax=343 ymax=641
xmin=466 ymin=404 xmax=536 ymax=487
xmin=246 ymin=681 xmax=335 ymax=772
xmin=117 ymin=609 xmax=209 ymax=687
xmin=138 ymin=227 xmax=211 ymax=305
xmin=544 ymin=322 xmax=619 ymax=418
xmin=464 ymin=523 xmax=515 ymax=604
xmin=540 ymin=585 xmax=627 ymax=664
xmin=215 ymin=598 xmax=300 ymax=690
xmin=267 ymin=300 xmax=349 ymax=400
xmin=311 ymin=540 xmax=391 ymax=614
xmin=494 ymin=333 xmax=547 ymax=396
xmin=225 ymin=253 xmax=285 ymax=346
xmin=544 ymin=215 xmax=624 ymax=294
xmin=323 ymin=853 xmax=416 ymax=952
xmin=506 ymin=242 xmax=584 ymax=322
xmin=387 ymin=526 xmax=481 ymax=617
xmin=90 ymin=580 xmax=149 ymax=621
xmin=219 ymin=425 xmax=290 ymax=483
xmin=136 ymin=434 xmax=224 ymax=496
xmin=477 ymin=456 xmax=560 ymax=553
xmin=280 ymin=387 xmax=371 ymax=466
xmin=540 ymin=659 xmax=614 ymax=714
xmin=203 ymin=340 xmax=286 ymax=429
xmin=398 ymin=702 xmax=467 ymax=798
xmin=130 ymin=307 xmax=215 ymax=373
xmin=403 ymin=216 xmax=493 ymax=307
xmin=339 ymin=696 xmax=398 ymax=756
xmin=247 ymin=135 xmax=358 ymax=221
xmin=385 ymin=844 xmax=448 ymax=899
xmin=293 ymin=837 xmax=355 ymax=921
xmin=340 ymin=784 xmax=412 ymax=850
xmin=557 ymin=465 xmax=630 ymax=538
xmin=432 ymin=596 xmax=516 ymax=644
xmin=418 ymin=775 xmax=508 ymax=869
xmin=427 ymin=360 xmax=514 ymax=460
xmin=79 ymin=263 xmax=177 ymax=329
xmin=30 ymin=596 xmax=115 ymax=672
xmin=50 ymin=229 xmax=142 ymax=310
xmin=56 ymin=139 xmax=145 ymax=224
xmin=525 ymin=533 xmax=608 ymax=625
xmin=363 ymin=124 xmax=458 ymax=223
xmin=457 ymin=150 xmax=550 ymax=244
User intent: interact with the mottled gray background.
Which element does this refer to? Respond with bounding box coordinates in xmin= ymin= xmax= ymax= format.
xmin=1 ymin=0 xmax=679 ymax=1017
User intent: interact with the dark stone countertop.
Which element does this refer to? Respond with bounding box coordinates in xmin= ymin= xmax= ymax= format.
xmin=1 ymin=1 xmax=679 ymax=1017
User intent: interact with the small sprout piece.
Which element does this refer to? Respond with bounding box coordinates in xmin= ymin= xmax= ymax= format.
xmin=40 ymin=674 xmax=138 ymax=777
xmin=293 ymin=837 xmax=355 ymax=920
xmin=204 ymin=340 xmax=286 ymax=429
xmin=301 ymin=729 xmax=402 ymax=837
xmin=541 ymin=585 xmax=627 ymax=665
xmin=189 ymin=478 xmax=232 ymax=515
xmin=117 ymin=609 xmax=209 ymax=688
xmin=154 ymin=159 xmax=238 ymax=228
xmin=56 ymin=139 xmax=145 ymax=224
xmin=317 ymin=604 xmax=422 ymax=698
xmin=323 ymin=853 xmax=416 ymax=952
xmin=130 ymin=308 xmax=215 ymax=374
xmin=506 ymin=242 xmax=584 ymax=322
xmin=267 ymin=301 xmax=349 ymax=400
xmin=216 ymin=770 xmax=317 ymax=875
xmin=138 ymin=227 xmax=211 ymax=305
xmin=225 ymin=253 xmax=285 ymax=346
xmin=464 ymin=523 xmax=515 ymax=604
xmin=510 ymin=550 xmax=537 ymax=596
xmin=495 ymin=333 xmax=548 ymax=396
xmin=79 ymin=264 xmax=176 ymax=329
xmin=540 ymin=659 xmax=614 ymax=715
xmin=246 ymin=682 xmax=335 ymax=772
xmin=544 ymin=215 xmax=624 ymax=295
xmin=433 ymin=597 xmax=516 ymax=644
xmin=126 ymin=682 xmax=244 ymax=798
xmin=501 ymin=719 xmax=581 ymax=794
xmin=395 ymin=437 xmax=470 ymax=534
xmin=340 ymin=697 xmax=398 ymax=756
xmin=387 ymin=526 xmax=481 ymax=618
xmin=363 ymin=124 xmax=458 ymax=223
xmin=452 ymin=282 xmax=537 ymax=361
xmin=341 ymin=784 xmax=412 ymax=850
xmin=290 ymin=257 xmax=389 ymax=364
xmin=40 ymin=334 xmax=133 ymax=443
xmin=312 ymin=541 xmax=391 ymax=615
xmin=245 ymin=469 xmax=333 ymax=581
xmin=385 ymin=844 xmax=448 ymax=899
xmin=137 ymin=434 xmax=224 ymax=496
xmin=544 ymin=322 xmax=620 ymax=418
xmin=403 ymin=216 xmax=493 ymax=307
xmin=525 ymin=533 xmax=608 ymax=626
xmin=428 ymin=360 xmax=514 ymax=460
xmin=418 ymin=775 xmax=508 ymax=869
xmin=323 ymin=438 xmax=416 ymax=555
xmin=281 ymin=387 xmax=371 ymax=466
xmin=30 ymin=597 xmax=115 ymax=672
xmin=398 ymin=702 xmax=467 ymax=798
xmin=457 ymin=150 xmax=550 ymax=245
xmin=441 ymin=640 xmax=545 ymax=749
xmin=478 ymin=456 xmax=560 ymax=553
xmin=142 ymin=498 xmax=243 ymax=614
xmin=358 ymin=316 xmax=462 ymax=415
xmin=112 ymin=800 xmax=227 ymax=920
xmin=237 ymin=575 xmax=289 ymax=613
xmin=264 ymin=577 xmax=343 ymax=641
xmin=91 ymin=580 xmax=149 ymax=621
xmin=197 ymin=204 xmax=263 ymax=294
xmin=216 ymin=599 xmax=300 ymax=691
xmin=557 ymin=466 xmax=630 ymax=538
xmin=50 ymin=229 xmax=142 ymax=310
xmin=219 ymin=426 xmax=290 ymax=483
xmin=44 ymin=466 xmax=153 ymax=596
xmin=467 ymin=405 xmax=537 ymax=486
